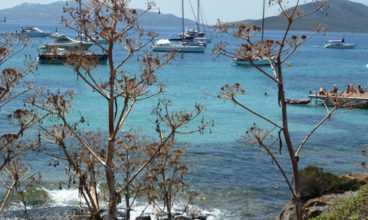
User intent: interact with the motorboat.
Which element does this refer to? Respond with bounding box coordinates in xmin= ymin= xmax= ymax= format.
xmin=20 ymin=26 xmax=51 ymax=37
xmin=233 ymin=57 xmax=270 ymax=66
xmin=40 ymin=33 xmax=93 ymax=50
xmin=38 ymin=48 xmax=107 ymax=64
xmin=152 ymin=39 xmax=205 ymax=53
xmin=78 ymin=34 xmax=109 ymax=45
xmin=285 ymin=99 xmax=311 ymax=104
xmin=90 ymin=38 xmax=108 ymax=45
xmin=324 ymin=39 xmax=356 ymax=49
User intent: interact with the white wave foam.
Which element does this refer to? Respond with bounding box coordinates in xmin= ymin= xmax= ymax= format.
xmin=117 ymin=201 xmax=228 ymax=220
xmin=43 ymin=188 xmax=82 ymax=206
xmin=45 ymin=188 xmax=228 ymax=219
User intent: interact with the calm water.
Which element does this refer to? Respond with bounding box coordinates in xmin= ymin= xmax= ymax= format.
xmin=1 ymin=21 xmax=368 ymax=219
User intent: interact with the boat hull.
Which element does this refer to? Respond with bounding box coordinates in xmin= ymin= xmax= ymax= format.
xmin=19 ymin=27 xmax=51 ymax=37
xmin=38 ymin=53 xmax=108 ymax=64
xmin=324 ymin=43 xmax=356 ymax=49
xmin=285 ymin=99 xmax=311 ymax=104
xmin=21 ymin=33 xmax=50 ymax=37
xmin=41 ymin=42 xmax=94 ymax=50
xmin=309 ymin=94 xmax=368 ymax=108
xmin=153 ymin=46 xmax=205 ymax=53
xmin=233 ymin=58 xmax=270 ymax=66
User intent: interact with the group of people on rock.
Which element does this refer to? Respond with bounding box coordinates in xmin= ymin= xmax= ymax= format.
xmin=319 ymin=84 xmax=365 ymax=96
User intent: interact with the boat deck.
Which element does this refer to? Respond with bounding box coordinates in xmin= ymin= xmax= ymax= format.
xmin=309 ymin=93 xmax=368 ymax=108
xmin=309 ymin=93 xmax=368 ymax=100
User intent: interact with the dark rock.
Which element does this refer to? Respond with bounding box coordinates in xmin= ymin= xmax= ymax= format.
xmin=276 ymin=191 xmax=358 ymax=220
xmin=135 ymin=216 xmax=151 ymax=220
xmin=190 ymin=214 xmax=207 ymax=220
xmin=276 ymin=200 xmax=296 ymax=220
xmin=174 ymin=216 xmax=190 ymax=220
xmin=0 ymin=206 xmax=87 ymax=220
xmin=340 ymin=172 xmax=368 ymax=183
xmin=101 ymin=210 xmax=125 ymax=220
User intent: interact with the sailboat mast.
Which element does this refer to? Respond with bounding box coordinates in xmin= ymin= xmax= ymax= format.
xmin=197 ymin=0 xmax=200 ymax=31
xmin=78 ymin=0 xmax=82 ymax=41
xmin=182 ymin=0 xmax=185 ymax=41
xmin=261 ymin=0 xmax=265 ymax=41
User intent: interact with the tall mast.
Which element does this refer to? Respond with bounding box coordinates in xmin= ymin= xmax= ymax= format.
xmin=182 ymin=0 xmax=185 ymax=41
xmin=78 ymin=0 xmax=82 ymax=41
xmin=197 ymin=0 xmax=200 ymax=31
xmin=261 ymin=0 xmax=265 ymax=41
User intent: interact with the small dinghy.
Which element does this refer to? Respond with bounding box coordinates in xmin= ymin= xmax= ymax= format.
xmin=285 ymin=99 xmax=311 ymax=104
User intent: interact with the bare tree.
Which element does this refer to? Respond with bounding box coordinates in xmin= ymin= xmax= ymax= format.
xmin=214 ymin=1 xmax=332 ymax=219
xmin=0 ymin=34 xmax=41 ymax=213
xmin=30 ymin=1 xmax=209 ymax=219
xmin=143 ymin=100 xmax=208 ymax=220
xmin=116 ymin=130 xmax=149 ymax=220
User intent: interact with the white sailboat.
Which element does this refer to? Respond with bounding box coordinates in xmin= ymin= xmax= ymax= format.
xmin=324 ymin=38 xmax=356 ymax=49
xmin=169 ymin=0 xmax=211 ymax=44
xmin=152 ymin=0 xmax=205 ymax=53
xmin=324 ymin=1 xmax=356 ymax=49
xmin=234 ymin=0 xmax=270 ymax=66
xmin=152 ymin=39 xmax=205 ymax=53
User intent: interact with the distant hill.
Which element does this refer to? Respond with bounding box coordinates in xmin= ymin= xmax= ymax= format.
xmin=0 ymin=1 xmax=196 ymax=27
xmin=229 ymin=0 xmax=368 ymax=33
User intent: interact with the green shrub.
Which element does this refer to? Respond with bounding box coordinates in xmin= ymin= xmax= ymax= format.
xmin=299 ymin=166 xmax=361 ymax=201
xmin=12 ymin=188 xmax=50 ymax=206
xmin=311 ymin=184 xmax=368 ymax=220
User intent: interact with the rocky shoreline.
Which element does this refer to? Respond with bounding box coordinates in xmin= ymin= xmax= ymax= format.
xmin=0 ymin=206 xmax=87 ymax=220
xmin=0 ymin=206 xmax=208 ymax=220
xmin=277 ymin=171 xmax=368 ymax=220
xmin=2 ymin=171 xmax=367 ymax=220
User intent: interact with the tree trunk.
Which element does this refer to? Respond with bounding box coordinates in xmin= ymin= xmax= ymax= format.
xmin=106 ymin=136 xmax=118 ymax=219
xmin=90 ymin=159 xmax=100 ymax=211
xmin=106 ymin=93 xmax=118 ymax=219
xmin=125 ymin=154 xmax=131 ymax=220
xmin=125 ymin=189 xmax=131 ymax=220
xmin=277 ymin=60 xmax=302 ymax=220
xmin=106 ymin=42 xmax=118 ymax=219
xmin=166 ymin=194 xmax=172 ymax=220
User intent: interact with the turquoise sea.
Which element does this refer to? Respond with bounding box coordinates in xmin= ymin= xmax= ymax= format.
xmin=1 ymin=21 xmax=368 ymax=219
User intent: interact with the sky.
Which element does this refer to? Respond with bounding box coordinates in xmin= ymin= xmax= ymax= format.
xmin=1 ymin=0 xmax=368 ymax=24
